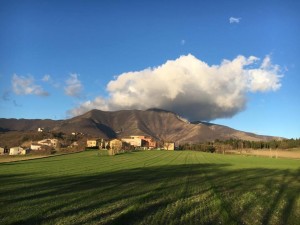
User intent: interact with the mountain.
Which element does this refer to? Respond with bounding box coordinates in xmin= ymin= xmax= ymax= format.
xmin=0 ymin=109 xmax=280 ymax=143
xmin=0 ymin=118 xmax=62 ymax=132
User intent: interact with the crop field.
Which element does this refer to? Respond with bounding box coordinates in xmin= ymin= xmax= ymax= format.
xmin=1 ymin=150 xmax=299 ymax=225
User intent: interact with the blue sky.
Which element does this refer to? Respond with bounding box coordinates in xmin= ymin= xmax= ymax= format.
xmin=0 ymin=0 xmax=299 ymax=138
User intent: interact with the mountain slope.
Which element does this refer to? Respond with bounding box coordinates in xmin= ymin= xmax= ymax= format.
xmin=0 ymin=109 xmax=280 ymax=143
xmin=0 ymin=118 xmax=62 ymax=131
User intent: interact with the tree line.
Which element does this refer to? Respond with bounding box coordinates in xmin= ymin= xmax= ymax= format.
xmin=217 ymin=138 xmax=300 ymax=150
xmin=178 ymin=138 xmax=300 ymax=153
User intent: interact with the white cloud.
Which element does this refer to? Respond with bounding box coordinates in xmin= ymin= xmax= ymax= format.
xmin=64 ymin=73 xmax=83 ymax=97
xmin=42 ymin=74 xmax=51 ymax=82
xmin=69 ymin=97 xmax=109 ymax=114
xmin=181 ymin=39 xmax=186 ymax=45
xmin=12 ymin=74 xmax=49 ymax=96
xmin=247 ymin=55 xmax=282 ymax=92
xmin=69 ymin=54 xmax=283 ymax=121
xmin=42 ymin=74 xmax=60 ymax=88
xmin=229 ymin=17 xmax=241 ymax=24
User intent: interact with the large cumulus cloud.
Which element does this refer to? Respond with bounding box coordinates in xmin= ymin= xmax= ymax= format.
xmin=69 ymin=54 xmax=282 ymax=121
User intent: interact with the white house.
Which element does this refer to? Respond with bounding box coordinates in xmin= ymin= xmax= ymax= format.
xmin=163 ymin=142 xmax=175 ymax=151
xmin=0 ymin=147 xmax=5 ymax=155
xmin=9 ymin=147 xmax=26 ymax=155
xmin=38 ymin=127 xmax=44 ymax=132
xmin=121 ymin=136 xmax=143 ymax=147
xmin=31 ymin=144 xmax=42 ymax=150
xmin=37 ymin=139 xmax=58 ymax=147
xmin=86 ymin=139 xmax=98 ymax=148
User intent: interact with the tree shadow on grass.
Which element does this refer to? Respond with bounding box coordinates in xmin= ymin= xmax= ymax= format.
xmin=1 ymin=164 xmax=299 ymax=225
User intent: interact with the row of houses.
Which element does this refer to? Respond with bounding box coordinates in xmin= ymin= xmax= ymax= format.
xmin=0 ymin=138 xmax=59 ymax=156
xmin=0 ymin=146 xmax=29 ymax=155
xmin=87 ymin=135 xmax=175 ymax=151
xmin=1 ymin=135 xmax=175 ymax=156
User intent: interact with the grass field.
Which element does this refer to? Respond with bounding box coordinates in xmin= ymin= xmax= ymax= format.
xmin=1 ymin=150 xmax=299 ymax=225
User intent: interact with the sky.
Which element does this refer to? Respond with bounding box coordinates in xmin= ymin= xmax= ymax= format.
xmin=0 ymin=0 xmax=299 ymax=139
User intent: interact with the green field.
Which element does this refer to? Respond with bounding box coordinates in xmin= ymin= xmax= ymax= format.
xmin=1 ymin=150 xmax=299 ymax=225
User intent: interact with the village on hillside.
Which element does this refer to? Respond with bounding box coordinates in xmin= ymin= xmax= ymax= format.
xmin=87 ymin=135 xmax=175 ymax=155
xmin=0 ymin=127 xmax=175 ymax=157
xmin=1 ymin=126 xmax=299 ymax=158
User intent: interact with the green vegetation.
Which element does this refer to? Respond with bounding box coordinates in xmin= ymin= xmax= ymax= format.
xmin=214 ymin=138 xmax=300 ymax=150
xmin=1 ymin=150 xmax=299 ymax=225
xmin=179 ymin=138 xmax=300 ymax=153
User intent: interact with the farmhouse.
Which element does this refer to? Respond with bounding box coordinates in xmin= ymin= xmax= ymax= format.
xmin=0 ymin=147 xmax=9 ymax=154
xmin=86 ymin=139 xmax=98 ymax=148
xmin=142 ymin=136 xmax=157 ymax=149
xmin=37 ymin=127 xmax=44 ymax=132
xmin=86 ymin=138 xmax=109 ymax=149
xmin=31 ymin=144 xmax=42 ymax=150
xmin=121 ymin=136 xmax=143 ymax=147
xmin=37 ymin=139 xmax=58 ymax=147
xmin=9 ymin=147 xmax=27 ymax=155
xmin=122 ymin=136 xmax=157 ymax=149
xmin=164 ymin=142 xmax=175 ymax=151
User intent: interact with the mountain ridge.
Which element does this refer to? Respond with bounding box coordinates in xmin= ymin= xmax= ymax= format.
xmin=0 ymin=109 xmax=282 ymax=143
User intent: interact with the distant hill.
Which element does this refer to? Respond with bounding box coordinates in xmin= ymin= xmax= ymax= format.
xmin=0 ymin=109 xmax=281 ymax=143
